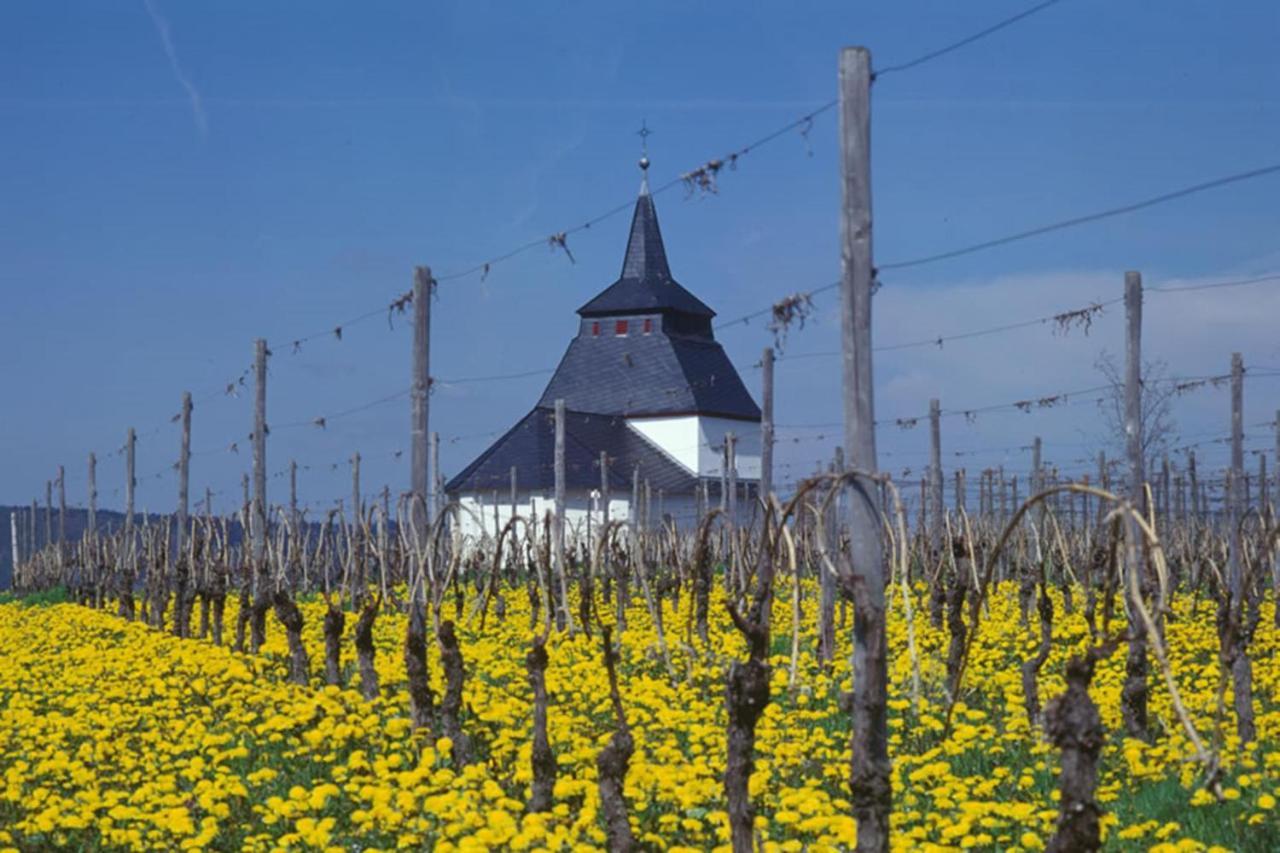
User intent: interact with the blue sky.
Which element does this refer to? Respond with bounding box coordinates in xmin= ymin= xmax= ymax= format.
xmin=2 ymin=0 xmax=1278 ymax=516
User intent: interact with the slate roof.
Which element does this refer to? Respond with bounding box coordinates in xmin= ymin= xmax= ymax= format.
xmin=577 ymin=190 xmax=714 ymax=319
xmin=535 ymin=332 xmax=761 ymax=420
xmin=445 ymin=407 xmax=700 ymax=495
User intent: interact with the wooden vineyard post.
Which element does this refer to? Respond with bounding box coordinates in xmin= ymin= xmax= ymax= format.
xmin=727 ymin=432 xmax=739 ymax=592
xmin=510 ymin=466 xmax=518 ymax=529
xmin=1160 ymin=455 xmax=1171 ymax=526
xmin=998 ymin=466 xmax=1007 ymax=525
xmin=177 ymin=391 xmax=192 ymax=566
xmin=411 ymin=266 xmax=433 ymax=539
xmin=56 ymin=466 xmax=65 ymax=566
xmin=1189 ymin=450 xmax=1200 ymax=522
xmin=1226 ymin=352 xmax=1255 ymax=743
xmin=289 ymin=460 xmax=298 ymax=530
xmin=431 ymin=431 xmax=443 ymax=520
xmin=351 ymin=453 xmax=362 ymax=526
xmin=251 ymin=339 xmax=268 ymax=575
xmin=1258 ymin=454 xmax=1268 ymax=519
xmin=761 ymin=348 xmax=775 ymax=501
xmin=125 ymin=429 xmax=136 ymax=534
xmin=8 ymin=513 xmax=17 ymax=587
xmin=600 ymin=451 xmax=610 ymax=532
xmin=1228 ymin=353 xmax=1245 ymax=604
xmin=929 ymin=398 xmax=943 ymax=556
xmin=1121 ymin=270 xmax=1149 ymax=738
xmin=553 ymin=398 xmax=573 ymax=633
xmin=1032 ymin=437 xmax=1042 ymax=498
xmin=87 ymin=450 xmax=96 ymax=537
xmin=122 ymin=427 xmax=136 ymax=619
xmin=839 ymin=44 xmax=890 ymax=852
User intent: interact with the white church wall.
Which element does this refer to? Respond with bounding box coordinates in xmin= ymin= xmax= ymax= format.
xmin=454 ymin=493 xmax=634 ymax=542
xmin=452 ymin=492 xmax=716 ymax=544
xmin=626 ymin=415 xmax=763 ymax=481
xmin=625 ymin=416 xmax=700 ymax=473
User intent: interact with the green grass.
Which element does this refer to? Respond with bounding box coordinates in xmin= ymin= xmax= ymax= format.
xmin=0 ymin=586 xmax=70 ymax=608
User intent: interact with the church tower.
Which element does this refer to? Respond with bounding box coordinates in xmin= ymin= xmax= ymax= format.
xmin=447 ymin=160 xmax=761 ymax=535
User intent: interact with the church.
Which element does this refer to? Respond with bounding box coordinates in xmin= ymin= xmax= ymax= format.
xmin=446 ymin=161 xmax=762 ymax=540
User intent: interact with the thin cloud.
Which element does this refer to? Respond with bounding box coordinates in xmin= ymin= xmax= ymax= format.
xmin=142 ymin=0 xmax=207 ymax=136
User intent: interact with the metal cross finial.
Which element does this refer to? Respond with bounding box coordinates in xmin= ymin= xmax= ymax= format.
xmin=637 ymin=120 xmax=652 ymax=171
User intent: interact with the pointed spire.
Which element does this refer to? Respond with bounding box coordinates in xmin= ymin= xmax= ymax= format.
xmin=620 ymin=189 xmax=671 ymax=282
xmin=622 ymin=129 xmax=668 ymax=282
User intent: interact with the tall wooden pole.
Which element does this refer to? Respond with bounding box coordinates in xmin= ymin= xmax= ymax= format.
xmin=726 ymin=431 xmax=739 ymax=590
xmin=928 ymin=398 xmax=942 ymax=555
xmin=1031 ymin=437 xmax=1043 ymax=496
xmin=1160 ymin=455 xmax=1171 ymax=524
xmin=1227 ymin=351 xmax=1255 ymax=742
xmin=998 ymin=465 xmax=1007 ymax=524
xmin=411 ymin=266 xmax=433 ymax=538
xmin=125 ymin=428 xmax=136 ymax=533
xmin=1189 ymin=450 xmax=1201 ymax=521
xmin=839 ymin=45 xmax=889 ymax=851
xmin=510 ymin=466 xmax=518 ymax=528
xmin=726 ymin=432 xmax=738 ymax=525
xmin=719 ymin=443 xmax=728 ymax=514
xmin=87 ymin=452 xmax=97 ymax=540
xmin=57 ymin=466 xmax=66 ymax=553
xmin=760 ymin=348 xmax=775 ymax=501
xmin=122 ymin=427 xmax=136 ymax=618
xmin=1258 ymin=454 xmax=1268 ymax=518
xmin=251 ymin=339 xmax=267 ymax=571
xmin=177 ymin=391 xmax=192 ymax=563
xmin=431 ymin=431 xmax=442 ymax=519
xmin=1124 ymin=272 xmax=1146 ymax=510
xmin=9 ymin=513 xmax=18 ymax=584
xmin=553 ymin=398 xmax=572 ymax=632
xmin=350 ymin=452 xmax=362 ymax=526
xmin=289 ymin=460 xmax=298 ymax=530
xmin=600 ymin=450 xmax=610 ymax=531
xmin=1121 ymin=269 xmax=1149 ymax=737
xmin=1228 ymin=354 xmax=1245 ymax=604
xmin=44 ymin=480 xmax=52 ymax=551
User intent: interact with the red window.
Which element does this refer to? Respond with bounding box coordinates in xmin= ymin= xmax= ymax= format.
xmin=643 ymin=318 xmax=653 ymax=334
xmin=591 ymin=322 xmax=600 ymax=337
xmin=615 ymin=320 xmax=628 ymax=336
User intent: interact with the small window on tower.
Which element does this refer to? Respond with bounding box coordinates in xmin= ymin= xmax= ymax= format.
xmin=615 ymin=320 xmax=629 ymax=336
xmin=591 ymin=322 xmax=600 ymax=337
xmin=643 ymin=318 xmax=653 ymax=335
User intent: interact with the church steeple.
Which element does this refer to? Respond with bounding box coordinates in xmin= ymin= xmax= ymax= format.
xmin=619 ymin=186 xmax=672 ymax=283
xmin=577 ymin=154 xmax=714 ymax=320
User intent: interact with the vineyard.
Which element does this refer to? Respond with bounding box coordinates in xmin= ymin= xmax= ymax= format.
xmin=6 ymin=4 xmax=1280 ymax=852
xmin=5 ymin=476 xmax=1280 ymax=851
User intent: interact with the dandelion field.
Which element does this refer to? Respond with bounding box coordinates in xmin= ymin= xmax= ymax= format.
xmin=0 ymin=580 xmax=1276 ymax=853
